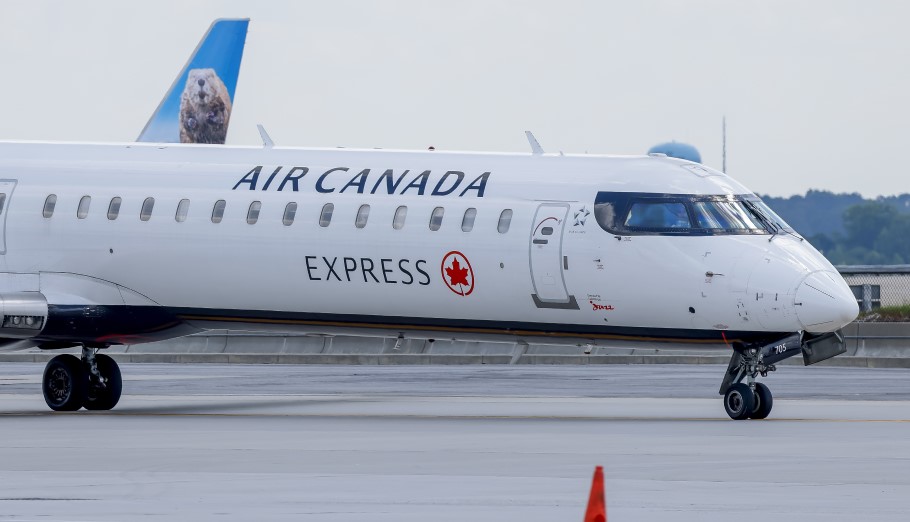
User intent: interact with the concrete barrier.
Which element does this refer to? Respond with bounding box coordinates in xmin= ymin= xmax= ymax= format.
xmin=1 ymin=322 xmax=908 ymax=367
xmin=846 ymin=322 xmax=910 ymax=357
xmin=2 ymin=351 xmax=909 ymax=368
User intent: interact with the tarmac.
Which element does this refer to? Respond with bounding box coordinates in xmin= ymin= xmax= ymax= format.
xmin=0 ymin=363 xmax=908 ymax=521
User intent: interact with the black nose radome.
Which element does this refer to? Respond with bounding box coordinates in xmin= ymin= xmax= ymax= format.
xmin=197 ymin=79 xmax=205 ymax=87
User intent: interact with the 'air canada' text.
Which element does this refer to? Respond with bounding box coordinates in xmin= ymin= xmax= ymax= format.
xmin=233 ymin=166 xmax=491 ymax=197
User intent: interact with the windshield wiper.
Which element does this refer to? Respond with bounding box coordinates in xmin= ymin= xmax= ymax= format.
xmin=764 ymin=215 xmax=803 ymax=242
xmin=744 ymin=201 xmax=801 ymax=242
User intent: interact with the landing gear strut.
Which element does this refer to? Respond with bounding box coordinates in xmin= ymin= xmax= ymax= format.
xmin=42 ymin=346 xmax=122 ymax=412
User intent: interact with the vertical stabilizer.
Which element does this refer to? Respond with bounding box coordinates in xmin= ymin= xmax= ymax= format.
xmin=138 ymin=18 xmax=249 ymax=144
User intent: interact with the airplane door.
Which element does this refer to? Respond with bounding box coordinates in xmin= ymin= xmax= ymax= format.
xmin=0 ymin=180 xmax=16 ymax=255
xmin=529 ymin=203 xmax=578 ymax=309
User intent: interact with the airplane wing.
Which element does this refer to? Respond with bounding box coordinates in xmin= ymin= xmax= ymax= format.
xmin=137 ymin=18 xmax=249 ymax=144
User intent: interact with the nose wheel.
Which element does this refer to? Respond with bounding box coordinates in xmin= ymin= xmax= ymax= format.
xmin=723 ymin=381 xmax=773 ymax=420
xmin=41 ymin=347 xmax=122 ymax=412
xmin=723 ymin=383 xmax=754 ymax=420
xmin=750 ymin=382 xmax=773 ymax=419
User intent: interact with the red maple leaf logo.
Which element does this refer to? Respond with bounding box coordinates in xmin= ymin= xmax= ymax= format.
xmin=446 ymin=258 xmax=470 ymax=287
xmin=441 ymin=251 xmax=475 ymax=296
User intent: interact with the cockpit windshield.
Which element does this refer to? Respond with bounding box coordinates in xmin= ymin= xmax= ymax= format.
xmin=691 ymin=200 xmax=764 ymax=231
xmin=594 ymin=192 xmax=797 ymax=237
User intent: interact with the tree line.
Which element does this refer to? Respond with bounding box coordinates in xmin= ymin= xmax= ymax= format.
xmin=764 ymin=191 xmax=910 ymax=265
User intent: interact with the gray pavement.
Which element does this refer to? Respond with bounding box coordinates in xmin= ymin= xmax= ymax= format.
xmin=0 ymin=364 xmax=909 ymax=521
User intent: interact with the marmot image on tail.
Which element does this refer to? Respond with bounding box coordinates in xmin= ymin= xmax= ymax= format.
xmin=179 ymin=68 xmax=232 ymax=144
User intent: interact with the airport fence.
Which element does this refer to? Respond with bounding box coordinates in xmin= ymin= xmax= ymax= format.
xmin=837 ymin=265 xmax=910 ymax=314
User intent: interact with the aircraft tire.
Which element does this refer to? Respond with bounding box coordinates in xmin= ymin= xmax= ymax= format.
xmin=749 ymin=382 xmax=773 ymax=420
xmin=83 ymin=354 xmax=123 ymax=411
xmin=723 ymin=383 xmax=754 ymax=420
xmin=42 ymin=354 xmax=88 ymax=412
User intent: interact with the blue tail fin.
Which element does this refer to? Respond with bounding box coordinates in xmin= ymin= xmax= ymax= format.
xmin=138 ymin=18 xmax=249 ymax=144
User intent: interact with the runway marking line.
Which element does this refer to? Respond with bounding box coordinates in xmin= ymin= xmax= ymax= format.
xmin=1 ymin=411 xmax=908 ymax=423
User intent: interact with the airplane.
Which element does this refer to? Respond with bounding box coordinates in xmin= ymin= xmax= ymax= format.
xmin=0 ymin=29 xmax=858 ymax=421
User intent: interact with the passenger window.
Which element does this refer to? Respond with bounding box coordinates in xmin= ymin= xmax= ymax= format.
xmin=107 ymin=197 xmax=121 ymax=220
xmin=355 ymin=204 xmax=370 ymax=229
xmin=247 ymin=201 xmax=261 ymax=225
xmin=393 ymin=206 xmax=407 ymax=230
xmin=319 ymin=203 xmax=334 ymax=227
xmin=175 ymin=199 xmax=190 ymax=222
xmin=541 ymin=226 xmax=554 ymax=235
xmin=42 ymin=195 xmax=57 ymax=218
xmin=429 ymin=207 xmax=444 ymax=231
xmin=0 ymin=193 xmax=6 ymax=214
xmin=77 ymin=196 xmax=91 ymax=219
xmin=624 ymin=202 xmax=690 ymax=229
xmin=282 ymin=202 xmax=297 ymax=226
xmin=497 ymin=209 xmax=513 ymax=234
xmin=211 ymin=200 xmax=226 ymax=224
xmin=461 ymin=208 xmax=477 ymax=232
xmin=140 ymin=197 xmax=155 ymax=221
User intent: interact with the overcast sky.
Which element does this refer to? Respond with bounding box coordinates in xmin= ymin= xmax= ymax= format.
xmin=1 ymin=1 xmax=907 ymax=197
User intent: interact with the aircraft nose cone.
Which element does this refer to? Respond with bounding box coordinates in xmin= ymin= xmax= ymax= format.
xmin=794 ymin=270 xmax=859 ymax=333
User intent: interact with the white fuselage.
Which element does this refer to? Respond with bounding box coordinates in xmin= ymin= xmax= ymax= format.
xmin=0 ymin=141 xmax=858 ymax=347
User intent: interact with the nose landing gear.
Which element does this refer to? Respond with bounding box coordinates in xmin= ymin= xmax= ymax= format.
xmin=719 ymin=334 xmax=801 ymax=420
xmin=719 ymin=330 xmax=846 ymax=420
xmin=42 ymin=346 xmax=122 ymax=412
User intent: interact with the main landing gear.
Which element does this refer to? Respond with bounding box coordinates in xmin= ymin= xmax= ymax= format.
xmin=42 ymin=346 xmax=122 ymax=412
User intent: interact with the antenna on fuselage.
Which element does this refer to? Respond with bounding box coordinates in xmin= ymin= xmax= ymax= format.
xmin=525 ymin=131 xmax=544 ymax=155
xmin=257 ymin=124 xmax=274 ymax=149
xmin=722 ymin=116 xmax=727 ymax=173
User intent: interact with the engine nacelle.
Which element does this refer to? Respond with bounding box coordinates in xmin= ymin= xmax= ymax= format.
xmin=0 ymin=292 xmax=48 ymax=338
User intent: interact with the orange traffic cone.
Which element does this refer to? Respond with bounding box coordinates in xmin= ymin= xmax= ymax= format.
xmin=584 ymin=465 xmax=606 ymax=522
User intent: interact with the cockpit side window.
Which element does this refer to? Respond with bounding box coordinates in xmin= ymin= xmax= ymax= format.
xmin=595 ymin=192 xmax=774 ymax=236
xmin=746 ymin=198 xmax=797 ymax=233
